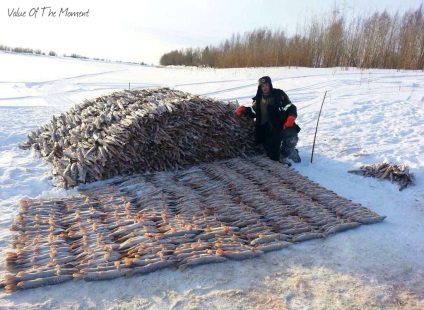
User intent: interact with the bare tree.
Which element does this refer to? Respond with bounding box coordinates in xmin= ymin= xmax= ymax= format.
xmin=159 ymin=5 xmax=424 ymax=70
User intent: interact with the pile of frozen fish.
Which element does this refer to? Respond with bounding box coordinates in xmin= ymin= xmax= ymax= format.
xmin=18 ymin=87 xmax=256 ymax=188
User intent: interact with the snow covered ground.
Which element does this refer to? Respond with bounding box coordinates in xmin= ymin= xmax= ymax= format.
xmin=0 ymin=51 xmax=423 ymax=309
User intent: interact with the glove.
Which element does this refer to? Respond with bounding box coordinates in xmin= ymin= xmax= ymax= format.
xmin=283 ymin=115 xmax=296 ymax=129
xmin=234 ymin=105 xmax=246 ymax=117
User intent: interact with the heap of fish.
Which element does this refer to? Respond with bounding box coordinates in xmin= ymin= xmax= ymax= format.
xmin=348 ymin=162 xmax=415 ymax=191
xmin=18 ymin=87 xmax=257 ymax=188
xmin=3 ymin=155 xmax=386 ymax=293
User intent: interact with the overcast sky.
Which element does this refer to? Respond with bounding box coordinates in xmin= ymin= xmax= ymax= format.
xmin=1 ymin=0 xmax=423 ymax=64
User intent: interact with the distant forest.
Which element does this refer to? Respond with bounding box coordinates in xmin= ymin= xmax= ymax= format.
xmin=0 ymin=44 xmax=92 ymax=59
xmin=160 ymin=5 xmax=424 ymax=70
xmin=0 ymin=44 xmax=147 ymax=65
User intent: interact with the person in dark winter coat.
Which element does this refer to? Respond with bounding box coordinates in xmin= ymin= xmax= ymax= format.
xmin=234 ymin=76 xmax=301 ymax=165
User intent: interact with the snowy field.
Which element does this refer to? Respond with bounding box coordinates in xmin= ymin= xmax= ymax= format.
xmin=0 ymin=51 xmax=423 ymax=309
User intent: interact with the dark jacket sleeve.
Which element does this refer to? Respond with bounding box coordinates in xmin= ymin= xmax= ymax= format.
xmin=285 ymin=104 xmax=297 ymax=118
xmin=280 ymin=90 xmax=297 ymax=117
xmin=244 ymin=97 xmax=257 ymax=118
xmin=244 ymin=107 xmax=256 ymax=118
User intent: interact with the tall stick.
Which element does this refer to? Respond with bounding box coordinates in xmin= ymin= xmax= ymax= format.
xmin=310 ymin=91 xmax=327 ymax=163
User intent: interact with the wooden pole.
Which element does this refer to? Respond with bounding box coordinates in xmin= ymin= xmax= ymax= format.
xmin=310 ymin=91 xmax=327 ymax=163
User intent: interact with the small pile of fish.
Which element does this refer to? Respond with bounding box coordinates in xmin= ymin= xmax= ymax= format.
xmin=348 ymin=162 xmax=415 ymax=191
xmin=3 ymin=155 xmax=386 ymax=293
xmin=18 ymin=87 xmax=257 ymax=188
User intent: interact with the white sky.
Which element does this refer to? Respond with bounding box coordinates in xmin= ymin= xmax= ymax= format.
xmin=1 ymin=0 xmax=423 ymax=64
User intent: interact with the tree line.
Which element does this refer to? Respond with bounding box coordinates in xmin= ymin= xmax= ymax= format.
xmin=0 ymin=44 xmax=80 ymax=58
xmin=0 ymin=44 xmax=52 ymax=56
xmin=0 ymin=44 xmax=148 ymax=65
xmin=160 ymin=6 xmax=424 ymax=70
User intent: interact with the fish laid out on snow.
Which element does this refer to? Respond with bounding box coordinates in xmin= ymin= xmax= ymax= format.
xmin=348 ymin=162 xmax=415 ymax=191
xmin=3 ymin=155 xmax=386 ymax=293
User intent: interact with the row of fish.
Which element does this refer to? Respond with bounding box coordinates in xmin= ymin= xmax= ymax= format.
xmin=18 ymin=87 xmax=257 ymax=188
xmin=348 ymin=162 xmax=415 ymax=191
xmin=3 ymin=155 xmax=385 ymax=293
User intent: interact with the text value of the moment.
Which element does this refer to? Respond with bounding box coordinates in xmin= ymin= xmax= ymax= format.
xmin=8 ymin=7 xmax=90 ymax=18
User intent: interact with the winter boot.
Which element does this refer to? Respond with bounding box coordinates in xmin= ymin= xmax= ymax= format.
xmin=288 ymin=148 xmax=301 ymax=163
xmin=279 ymin=156 xmax=292 ymax=167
